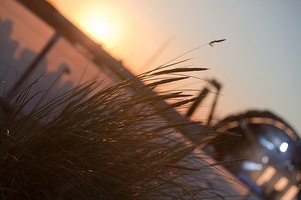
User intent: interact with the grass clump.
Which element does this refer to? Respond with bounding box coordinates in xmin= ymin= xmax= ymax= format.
xmin=0 ymin=63 xmax=226 ymax=200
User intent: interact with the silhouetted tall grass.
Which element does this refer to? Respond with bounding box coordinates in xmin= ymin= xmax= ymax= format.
xmin=0 ymin=63 xmax=233 ymax=200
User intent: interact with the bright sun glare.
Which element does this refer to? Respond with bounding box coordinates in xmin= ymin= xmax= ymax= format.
xmin=77 ymin=8 xmax=123 ymax=50
xmin=91 ymin=20 xmax=109 ymax=37
xmin=48 ymin=0 xmax=129 ymax=59
xmin=83 ymin=13 xmax=111 ymax=43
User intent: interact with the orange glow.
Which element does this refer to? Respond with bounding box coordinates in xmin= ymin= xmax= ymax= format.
xmin=78 ymin=11 xmax=114 ymax=45
xmin=75 ymin=5 xmax=128 ymax=57
xmin=48 ymin=0 xmax=125 ymax=51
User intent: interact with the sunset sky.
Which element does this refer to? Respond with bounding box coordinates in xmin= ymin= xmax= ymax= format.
xmin=47 ymin=0 xmax=301 ymax=134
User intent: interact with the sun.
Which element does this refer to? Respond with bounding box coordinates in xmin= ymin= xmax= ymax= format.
xmin=76 ymin=8 xmax=124 ymax=51
xmin=46 ymin=0 xmax=129 ymax=59
xmin=82 ymin=13 xmax=111 ymax=44
xmin=91 ymin=19 xmax=109 ymax=38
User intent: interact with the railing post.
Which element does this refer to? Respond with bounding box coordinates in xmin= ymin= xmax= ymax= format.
xmin=7 ymin=32 xmax=60 ymax=98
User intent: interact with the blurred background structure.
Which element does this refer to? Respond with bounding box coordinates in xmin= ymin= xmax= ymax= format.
xmin=46 ymin=0 xmax=301 ymax=135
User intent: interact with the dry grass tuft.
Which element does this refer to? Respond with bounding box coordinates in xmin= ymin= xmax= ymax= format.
xmin=0 ymin=63 xmax=231 ymax=200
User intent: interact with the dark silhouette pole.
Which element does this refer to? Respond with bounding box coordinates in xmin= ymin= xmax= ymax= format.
xmin=7 ymin=32 xmax=60 ymax=98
